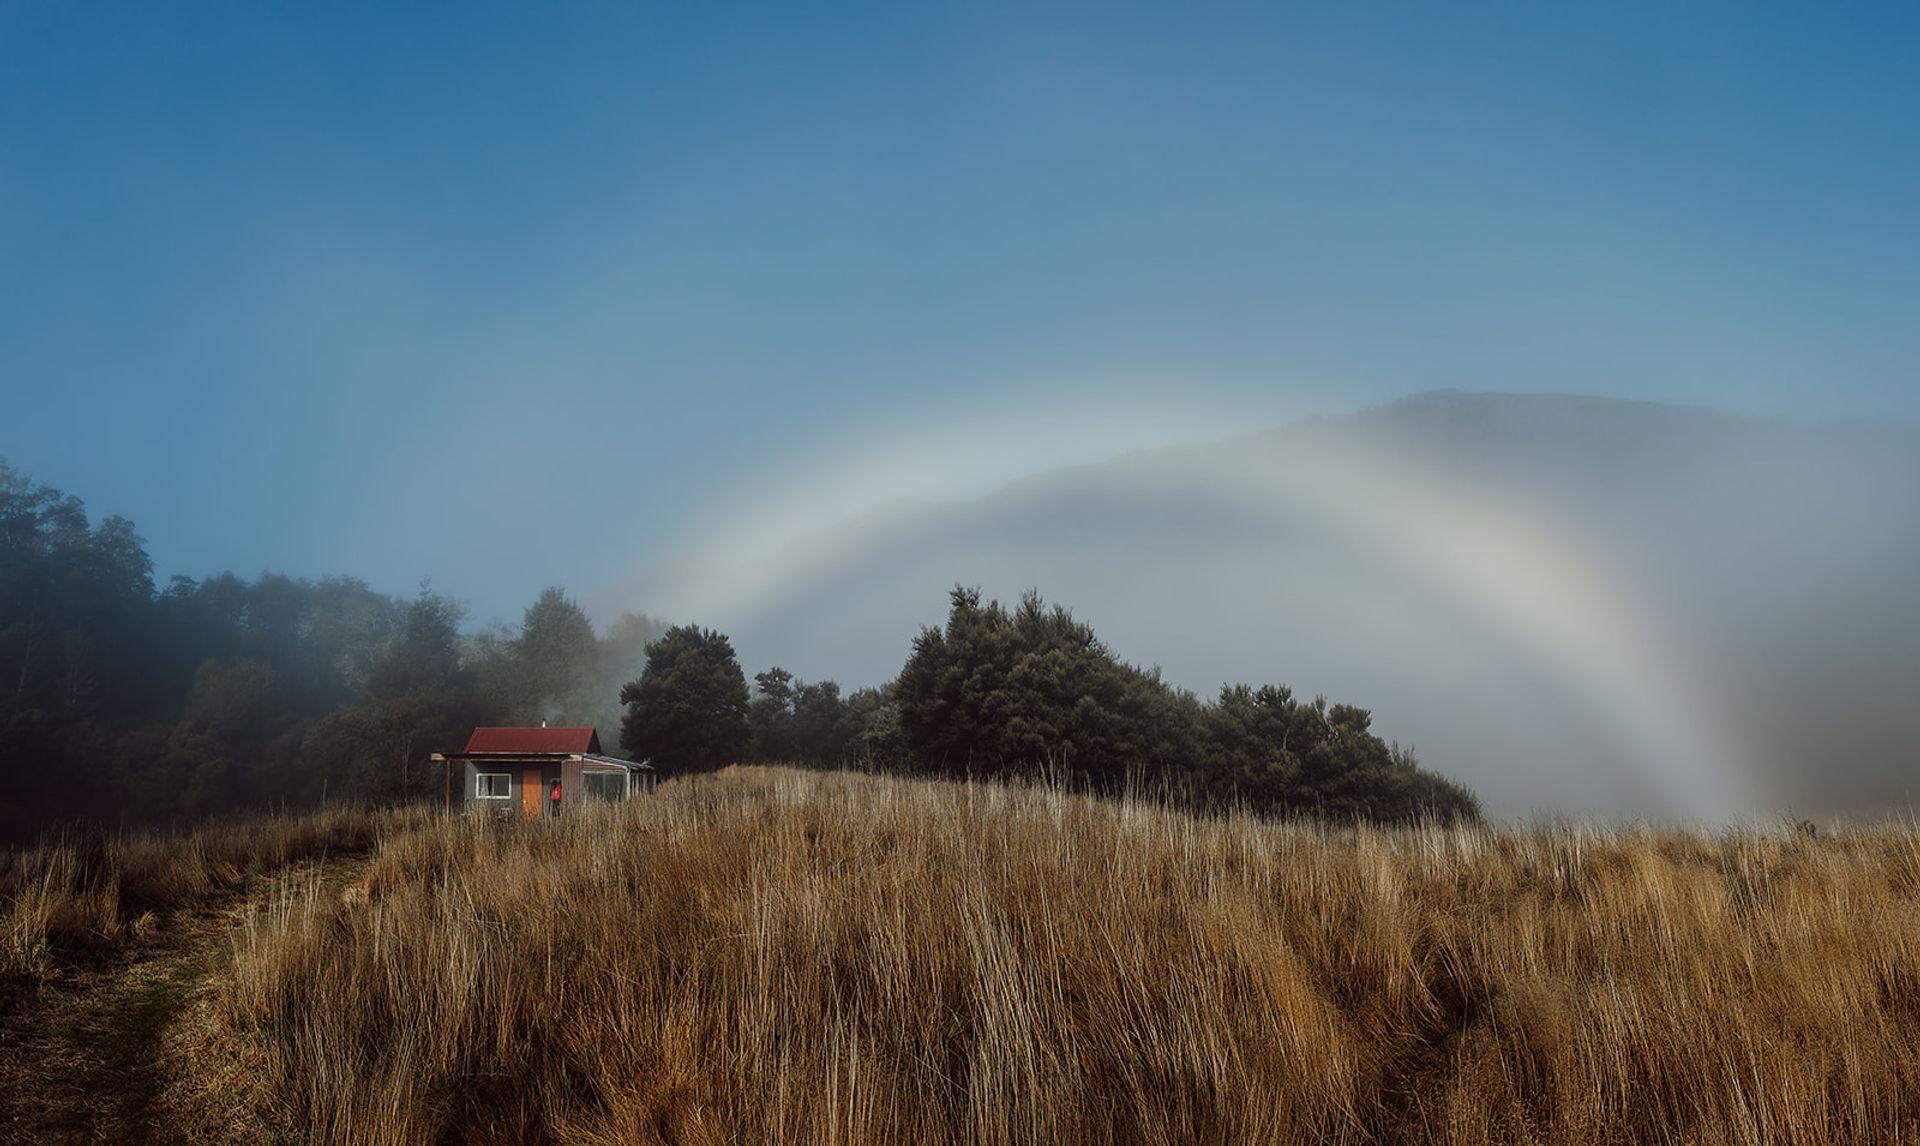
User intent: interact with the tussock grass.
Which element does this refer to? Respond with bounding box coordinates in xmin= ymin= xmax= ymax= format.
xmin=201 ymin=768 xmax=1920 ymax=1143
xmin=1 ymin=806 xmax=415 ymax=990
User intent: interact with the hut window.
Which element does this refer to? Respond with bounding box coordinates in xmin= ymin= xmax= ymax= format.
xmin=582 ymin=772 xmax=627 ymax=803
xmin=476 ymin=773 xmax=513 ymax=799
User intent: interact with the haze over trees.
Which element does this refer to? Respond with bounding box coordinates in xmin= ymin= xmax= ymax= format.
xmin=0 ymin=459 xmax=666 ymax=840
xmin=638 ymin=392 xmax=1920 ymax=818
xmin=2 ymin=456 xmax=1475 ymax=839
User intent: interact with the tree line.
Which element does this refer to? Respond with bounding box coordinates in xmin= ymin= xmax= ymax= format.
xmin=619 ymin=588 xmax=1479 ymax=823
xmin=2 ymin=458 xmax=1477 ymax=840
xmin=0 ymin=459 xmax=665 ymax=840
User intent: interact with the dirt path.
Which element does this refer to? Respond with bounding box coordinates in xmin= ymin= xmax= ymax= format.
xmin=0 ymin=852 xmax=373 ymax=1144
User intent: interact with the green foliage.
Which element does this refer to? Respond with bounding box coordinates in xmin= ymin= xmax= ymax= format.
xmin=0 ymin=455 xmax=1477 ymax=837
xmin=304 ymin=590 xmax=485 ymax=803
xmin=478 ymin=587 xmax=599 ymax=724
xmin=737 ymin=587 xmax=1477 ymax=823
xmin=0 ymin=459 xmax=657 ymax=839
xmin=1202 ymin=684 xmax=1478 ymax=821
xmin=1 ymin=460 xmax=158 ymax=726
xmin=843 ymin=685 xmax=908 ymax=766
xmin=618 ymin=625 xmax=750 ymax=775
xmin=791 ymin=680 xmax=851 ymax=762
xmin=895 ymin=589 xmax=1204 ymax=790
xmin=747 ymin=667 xmax=797 ymax=760
xmin=887 ymin=587 xmax=1478 ymax=823
xmin=745 ymin=667 xmax=905 ymax=769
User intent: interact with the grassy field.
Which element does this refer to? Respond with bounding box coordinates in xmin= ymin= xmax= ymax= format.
xmin=0 ymin=805 xmax=420 ymax=1139
xmin=6 ymin=768 xmax=1920 ymax=1143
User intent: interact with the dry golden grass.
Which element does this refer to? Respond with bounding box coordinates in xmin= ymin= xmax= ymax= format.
xmin=0 ymin=806 xmax=411 ymax=991
xmin=176 ymin=766 xmax=1920 ymax=1144
xmin=0 ymin=806 xmax=441 ymax=1140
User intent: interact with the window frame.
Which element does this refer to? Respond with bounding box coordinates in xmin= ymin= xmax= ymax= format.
xmin=583 ymin=771 xmax=629 ymax=803
xmin=475 ymin=771 xmax=514 ymax=800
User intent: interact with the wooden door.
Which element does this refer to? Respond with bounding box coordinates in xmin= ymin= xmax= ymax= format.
xmin=521 ymin=768 xmax=542 ymax=820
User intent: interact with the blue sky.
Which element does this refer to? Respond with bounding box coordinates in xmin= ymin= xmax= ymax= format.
xmin=4 ymin=2 xmax=1916 ymax=624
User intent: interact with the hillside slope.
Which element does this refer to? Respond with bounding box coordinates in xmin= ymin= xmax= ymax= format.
xmin=185 ymin=767 xmax=1920 ymax=1144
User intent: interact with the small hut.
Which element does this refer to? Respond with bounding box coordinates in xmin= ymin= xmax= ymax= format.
xmin=433 ymin=726 xmax=654 ymax=818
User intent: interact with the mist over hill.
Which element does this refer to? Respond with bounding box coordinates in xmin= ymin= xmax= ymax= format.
xmin=604 ymin=392 xmax=1920 ymax=818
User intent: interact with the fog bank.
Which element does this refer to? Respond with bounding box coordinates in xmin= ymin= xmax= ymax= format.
xmin=599 ymin=392 xmax=1920 ymax=819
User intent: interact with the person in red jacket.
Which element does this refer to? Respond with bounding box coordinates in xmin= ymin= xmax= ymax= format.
xmin=548 ymin=779 xmax=562 ymax=817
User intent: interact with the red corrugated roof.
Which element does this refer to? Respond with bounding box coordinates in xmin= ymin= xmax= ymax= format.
xmin=463 ymin=726 xmax=602 ymax=754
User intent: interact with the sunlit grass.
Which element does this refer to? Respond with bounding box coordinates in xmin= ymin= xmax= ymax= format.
xmin=184 ymin=767 xmax=1920 ymax=1143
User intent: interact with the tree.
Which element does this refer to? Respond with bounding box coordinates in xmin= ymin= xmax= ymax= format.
xmin=619 ymin=625 xmax=749 ymax=775
xmin=747 ymin=666 xmax=796 ymax=760
xmin=304 ymin=589 xmax=482 ymax=801
xmin=300 ymin=576 xmax=401 ymax=706
xmin=843 ymin=684 xmax=906 ymax=767
xmin=509 ymin=587 xmax=599 ymax=722
xmin=368 ymin=589 xmax=465 ymax=699
xmin=894 ymin=586 xmax=1479 ymax=823
xmin=1196 ymin=687 xmax=1474 ymax=821
xmin=895 ymin=587 xmax=1201 ymax=789
xmin=590 ymin=612 xmax=671 ymax=735
xmin=1 ymin=460 xmax=157 ymax=724
xmin=477 ymin=603 xmax=671 ymax=735
xmin=0 ymin=450 xmax=1479 ymax=835
xmin=790 ymin=679 xmax=851 ymax=762
xmin=745 ymin=673 xmax=905 ymax=770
